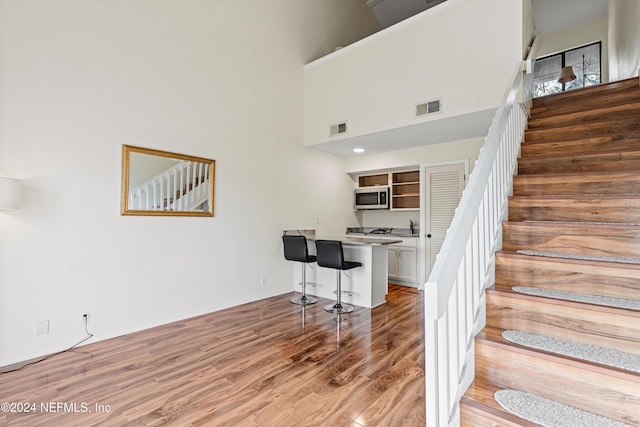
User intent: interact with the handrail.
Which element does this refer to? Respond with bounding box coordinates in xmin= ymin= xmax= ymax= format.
xmin=424 ymin=59 xmax=531 ymax=426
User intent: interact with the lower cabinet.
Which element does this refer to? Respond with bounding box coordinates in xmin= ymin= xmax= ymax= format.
xmin=387 ymin=240 xmax=418 ymax=286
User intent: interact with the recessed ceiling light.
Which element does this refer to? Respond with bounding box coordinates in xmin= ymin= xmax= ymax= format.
xmin=353 ymin=147 xmax=365 ymax=153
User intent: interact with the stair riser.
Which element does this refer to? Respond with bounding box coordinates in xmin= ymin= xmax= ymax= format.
xmin=502 ymin=223 xmax=640 ymax=260
xmin=495 ymin=254 xmax=640 ymax=301
xmin=518 ymin=152 xmax=640 ymax=175
xmin=513 ymin=173 xmax=640 ymax=196
xmin=520 ymin=135 xmax=640 ymax=158
xmin=508 ymin=197 xmax=640 ymax=223
xmin=524 ymin=118 xmax=640 ymax=143
xmin=460 ymin=404 xmax=533 ymax=427
xmin=475 ymin=340 xmax=640 ymax=425
xmin=528 ymin=103 xmax=640 ymax=130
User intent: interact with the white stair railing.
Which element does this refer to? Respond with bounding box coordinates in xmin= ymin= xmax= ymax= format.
xmin=128 ymin=161 xmax=210 ymax=211
xmin=425 ymin=61 xmax=531 ymax=427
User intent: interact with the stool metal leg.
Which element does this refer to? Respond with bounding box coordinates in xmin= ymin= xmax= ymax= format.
xmin=291 ymin=263 xmax=317 ymax=305
xmin=324 ymin=270 xmax=354 ymax=314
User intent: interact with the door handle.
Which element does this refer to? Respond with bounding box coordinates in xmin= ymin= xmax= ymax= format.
xmin=427 ymin=234 xmax=432 ymax=238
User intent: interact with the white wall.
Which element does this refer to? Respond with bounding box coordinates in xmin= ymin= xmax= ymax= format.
xmin=536 ymin=17 xmax=609 ymax=83
xmin=0 ymin=0 xmax=374 ymax=366
xmin=346 ymin=137 xmax=482 ymax=175
xmin=523 ymin=0 xmax=536 ymax=54
xmin=608 ymin=0 xmax=640 ymax=81
xmin=304 ymin=0 xmax=524 ymax=148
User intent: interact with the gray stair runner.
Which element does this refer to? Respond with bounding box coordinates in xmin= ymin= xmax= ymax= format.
xmin=516 ymin=249 xmax=640 ymax=265
xmin=502 ymin=330 xmax=640 ymax=373
xmin=511 ymin=286 xmax=640 ymax=310
xmin=494 ymin=389 xmax=634 ymax=427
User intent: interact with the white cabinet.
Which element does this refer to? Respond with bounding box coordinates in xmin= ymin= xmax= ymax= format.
xmin=388 ymin=247 xmax=399 ymax=277
xmin=387 ymin=238 xmax=418 ymax=286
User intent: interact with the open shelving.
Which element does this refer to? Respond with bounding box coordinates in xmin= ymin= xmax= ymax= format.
xmin=391 ymin=170 xmax=419 ymax=210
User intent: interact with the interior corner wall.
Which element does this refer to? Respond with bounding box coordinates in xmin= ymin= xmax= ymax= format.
xmin=0 ymin=0 xmax=364 ymax=366
xmin=608 ymin=0 xmax=640 ymax=81
xmin=536 ymin=17 xmax=609 ymax=83
xmin=302 ymin=0 xmax=381 ymax=64
xmin=522 ymin=0 xmax=536 ymax=56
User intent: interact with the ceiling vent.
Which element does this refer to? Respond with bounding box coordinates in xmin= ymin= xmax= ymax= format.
xmin=416 ymin=98 xmax=442 ymax=118
xmin=329 ymin=121 xmax=348 ymax=137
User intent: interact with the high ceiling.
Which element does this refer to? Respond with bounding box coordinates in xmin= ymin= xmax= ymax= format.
xmin=310 ymin=0 xmax=612 ymax=158
xmin=368 ymin=0 xmax=609 ymax=35
xmin=531 ymin=0 xmax=608 ymax=35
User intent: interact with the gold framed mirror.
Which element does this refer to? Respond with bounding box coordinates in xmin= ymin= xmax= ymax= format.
xmin=121 ymin=145 xmax=215 ymax=217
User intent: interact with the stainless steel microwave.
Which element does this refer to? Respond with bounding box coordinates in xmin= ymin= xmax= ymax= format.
xmin=355 ymin=186 xmax=389 ymax=210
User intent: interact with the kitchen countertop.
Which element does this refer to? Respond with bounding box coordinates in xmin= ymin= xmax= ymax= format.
xmin=346 ymin=227 xmax=420 ymax=238
xmin=282 ymin=229 xmax=401 ymax=245
xmin=311 ymin=235 xmax=402 ymax=246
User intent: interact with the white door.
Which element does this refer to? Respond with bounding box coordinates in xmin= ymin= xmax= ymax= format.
xmin=424 ymin=163 xmax=465 ymax=278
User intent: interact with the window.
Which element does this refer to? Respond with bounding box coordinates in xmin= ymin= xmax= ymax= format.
xmin=533 ymin=42 xmax=601 ymax=98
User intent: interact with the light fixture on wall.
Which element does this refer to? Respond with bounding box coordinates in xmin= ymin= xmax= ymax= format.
xmin=0 ymin=177 xmax=22 ymax=210
xmin=557 ymin=66 xmax=576 ymax=84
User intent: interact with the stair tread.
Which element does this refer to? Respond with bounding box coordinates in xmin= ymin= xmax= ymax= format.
xmin=494 ymin=389 xmax=636 ymax=427
xmin=500 ymin=329 xmax=640 ymax=373
xmin=486 ymin=286 xmax=640 ymax=318
xmin=510 ymin=194 xmax=640 ymax=200
xmin=477 ymin=326 xmax=640 ymax=376
xmin=497 ymin=250 xmax=640 ymax=271
xmin=513 ymin=171 xmax=640 ymax=195
xmin=531 ymin=77 xmax=640 ymax=108
xmin=503 ymin=222 xmax=640 ymax=261
xmin=461 ymin=379 xmax=540 ymax=427
xmin=514 ymin=170 xmax=640 ymax=179
xmin=524 ymin=117 xmax=640 ymax=143
xmin=511 ymin=285 xmax=640 ymax=311
xmin=531 ymin=93 xmax=640 ymax=118
xmin=518 ymin=147 xmax=640 ymax=162
xmin=528 ymin=101 xmax=640 ymax=130
xmin=526 ymin=115 xmax=640 ymax=131
xmin=503 ymin=220 xmax=640 ymax=232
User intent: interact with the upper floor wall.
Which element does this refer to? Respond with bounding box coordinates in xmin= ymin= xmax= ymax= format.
xmin=608 ymin=0 xmax=640 ymax=81
xmin=304 ymin=0 xmax=527 ymax=150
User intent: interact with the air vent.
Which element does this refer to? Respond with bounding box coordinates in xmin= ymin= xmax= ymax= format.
xmin=329 ymin=122 xmax=348 ymax=137
xmin=416 ymin=98 xmax=442 ymax=117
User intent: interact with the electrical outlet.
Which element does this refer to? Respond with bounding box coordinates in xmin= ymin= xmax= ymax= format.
xmin=260 ymin=277 xmax=266 ymax=287
xmin=36 ymin=320 xmax=49 ymax=336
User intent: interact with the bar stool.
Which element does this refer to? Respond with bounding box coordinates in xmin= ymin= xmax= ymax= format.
xmin=282 ymin=235 xmax=318 ymax=305
xmin=315 ymin=240 xmax=361 ymax=314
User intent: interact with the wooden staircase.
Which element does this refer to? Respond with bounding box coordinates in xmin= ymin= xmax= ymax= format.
xmin=459 ymin=77 xmax=640 ymax=426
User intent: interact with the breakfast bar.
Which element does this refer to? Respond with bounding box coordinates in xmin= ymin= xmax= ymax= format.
xmin=285 ymin=230 xmax=401 ymax=308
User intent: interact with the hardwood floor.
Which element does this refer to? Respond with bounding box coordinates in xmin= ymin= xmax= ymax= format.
xmin=0 ymin=285 xmax=425 ymax=426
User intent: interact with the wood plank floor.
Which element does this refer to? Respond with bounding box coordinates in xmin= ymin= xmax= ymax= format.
xmin=0 ymin=285 xmax=425 ymax=426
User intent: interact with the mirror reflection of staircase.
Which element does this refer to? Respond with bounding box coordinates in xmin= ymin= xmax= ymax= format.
xmin=128 ymin=160 xmax=210 ymax=211
xmin=460 ymin=77 xmax=640 ymax=426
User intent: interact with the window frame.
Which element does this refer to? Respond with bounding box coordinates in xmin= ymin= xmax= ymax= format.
xmin=534 ymin=41 xmax=602 ymax=97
